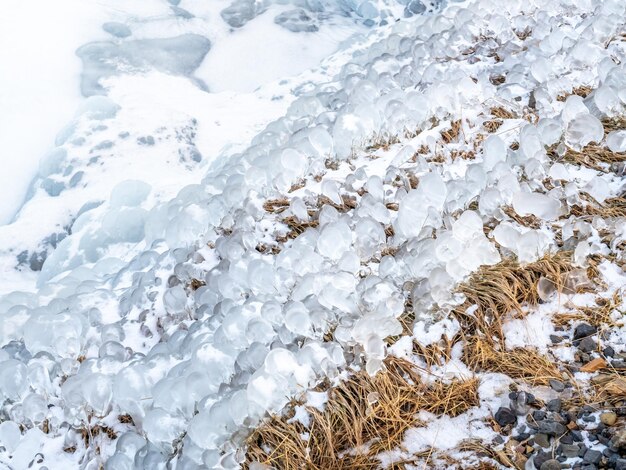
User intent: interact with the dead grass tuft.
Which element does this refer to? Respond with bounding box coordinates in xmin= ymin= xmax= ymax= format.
xmin=490 ymin=107 xmax=517 ymax=119
xmin=550 ymin=143 xmax=626 ymax=171
xmin=484 ymin=119 xmax=503 ymax=133
xmin=453 ymin=251 xmax=578 ymax=342
xmin=502 ymin=205 xmax=542 ymax=229
xmin=553 ymin=291 xmax=623 ymax=327
xmin=246 ymin=357 xmax=479 ymax=469
xmin=556 ymin=85 xmax=593 ymax=102
xmin=463 ymin=338 xmax=565 ymax=386
xmin=489 ymin=74 xmax=506 ymax=86
xmin=263 ymin=198 xmax=290 ymax=214
xmin=569 ymin=194 xmax=626 ymax=219
xmin=441 ymin=120 xmax=463 ymax=144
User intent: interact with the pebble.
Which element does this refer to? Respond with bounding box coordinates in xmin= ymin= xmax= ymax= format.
xmin=574 ymin=323 xmax=597 ymax=340
xmin=495 ymin=407 xmax=517 ymax=427
xmin=547 ymin=399 xmax=562 ymax=412
xmin=534 ymin=433 xmax=551 ymax=448
xmin=560 ymin=443 xmax=580 ymax=458
xmin=615 ymin=459 xmax=626 ymax=470
xmin=540 ymin=459 xmax=562 ymax=470
xmin=603 ymin=346 xmax=615 ymax=357
xmin=538 ymin=421 xmax=567 ymax=436
xmin=583 ymin=449 xmax=602 ymax=465
xmin=534 ymin=450 xmax=553 ymax=469
xmin=549 ymin=379 xmax=565 ymax=392
xmin=551 ymin=334 xmax=564 ymax=343
xmin=578 ymin=337 xmax=597 ymax=353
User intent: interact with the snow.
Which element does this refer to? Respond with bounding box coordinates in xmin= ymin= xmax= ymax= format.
xmin=0 ymin=0 xmax=625 ymax=468
xmin=0 ymin=0 xmax=102 ymax=225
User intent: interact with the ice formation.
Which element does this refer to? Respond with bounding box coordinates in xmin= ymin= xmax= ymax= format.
xmin=0 ymin=0 xmax=625 ymax=468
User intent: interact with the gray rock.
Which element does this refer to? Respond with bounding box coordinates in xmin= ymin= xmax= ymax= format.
xmin=538 ymin=421 xmax=566 ymax=436
xmin=615 ymin=459 xmax=626 ymax=470
xmin=534 ymin=450 xmax=552 ymax=469
xmin=539 ymin=459 xmax=561 ymax=470
xmin=102 ymin=22 xmax=132 ymax=38
xmin=494 ymin=407 xmax=517 ymax=427
xmin=578 ymin=336 xmax=597 ymax=353
xmin=549 ymin=379 xmax=565 ymax=392
xmin=559 ymin=444 xmax=579 ymax=458
xmin=534 ymin=433 xmax=551 ymax=448
xmin=583 ymin=449 xmax=602 ymax=464
xmin=546 ymin=398 xmax=562 ymax=412
xmin=574 ymin=323 xmax=596 ymax=340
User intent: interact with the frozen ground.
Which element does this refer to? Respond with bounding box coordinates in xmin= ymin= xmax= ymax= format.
xmin=0 ymin=0 xmax=625 ymax=469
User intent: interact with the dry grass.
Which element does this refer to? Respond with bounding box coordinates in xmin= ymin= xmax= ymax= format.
xmin=246 ymin=357 xmax=479 ymax=469
xmin=550 ymin=143 xmax=626 ymax=170
xmin=548 ymin=116 xmax=626 ymax=170
xmin=463 ymin=338 xmax=565 ymax=386
xmin=441 ymin=120 xmax=463 ymax=144
xmin=452 ymin=251 xmax=578 ymax=343
xmin=484 ymin=119 xmax=503 ymax=133
xmin=489 ymin=74 xmax=506 ymax=86
xmin=366 ymin=133 xmax=401 ymax=152
xmin=281 ymin=215 xmax=320 ymax=239
xmin=556 ymin=85 xmax=593 ymax=102
xmin=490 ymin=107 xmax=517 ymax=119
xmin=569 ymin=194 xmax=626 ymax=219
xmin=459 ymin=441 xmax=525 ymax=470
xmin=264 ymin=198 xmax=291 ymax=214
xmin=553 ymin=291 xmax=623 ymax=327
xmin=502 ymin=205 xmax=542 ymax=229
xmin=602 ymin=115 xmax=626 ymax=135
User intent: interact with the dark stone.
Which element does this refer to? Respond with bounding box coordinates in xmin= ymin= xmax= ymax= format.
xmin=582 ymin=414 xmax=596 ymax=423
xmin=560 ymin=444 xmax=580 ymax=458
xmin=578 ymin=445 xmax=588 ymax=458
xmin=540 ymin=459 xmax=562 ymax=470
xmin=615 ymin=459 xmax=626 ymax=470
xmin=603 ymin=346 xmax=615 ymax=357
xmin=514 ymin=433 xmax=530 ymax=441
xmin=560 ymin=433 xmax=574 ymax=444
xmin=550 ymin=334 xmax=564 ymax=343
xmin=571 ymin=430 xmax=584 ymax=442
xmin=581 ymin=465 xmax=597 ymax=470
xmin=574 ymin=323 xmax=597 ymax=340
xmin=493 ymin=435 xmax=505 ymax=444
xmin=547 ymin=399 xmax=562 ymax=412
xmin=538 ymin=421 xmax=567 ymax=436
xmin=534 ymin=450 xmax=553 ymax=469
xmin=549 ymin=379 xmax=565 ymax=392
xmin=534 ymin=433 xmax=551 ymax=448
xmin=495 ymin=407 xmax=517 ymax=427
xmin=578 ymin=336 xmax=597 ymax=353
xmin=584 ymin=449 xmax=602 ymax=464
xmin=533 ymin=411 xmax=547 ymax=421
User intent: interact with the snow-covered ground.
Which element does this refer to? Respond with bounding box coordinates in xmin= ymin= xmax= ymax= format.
xmin=0 ymin=0 xmax=625 ymax=469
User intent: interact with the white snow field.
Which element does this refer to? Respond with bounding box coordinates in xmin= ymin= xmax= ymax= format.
xmin=0 ymin=0 xmax=625 ymax=469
